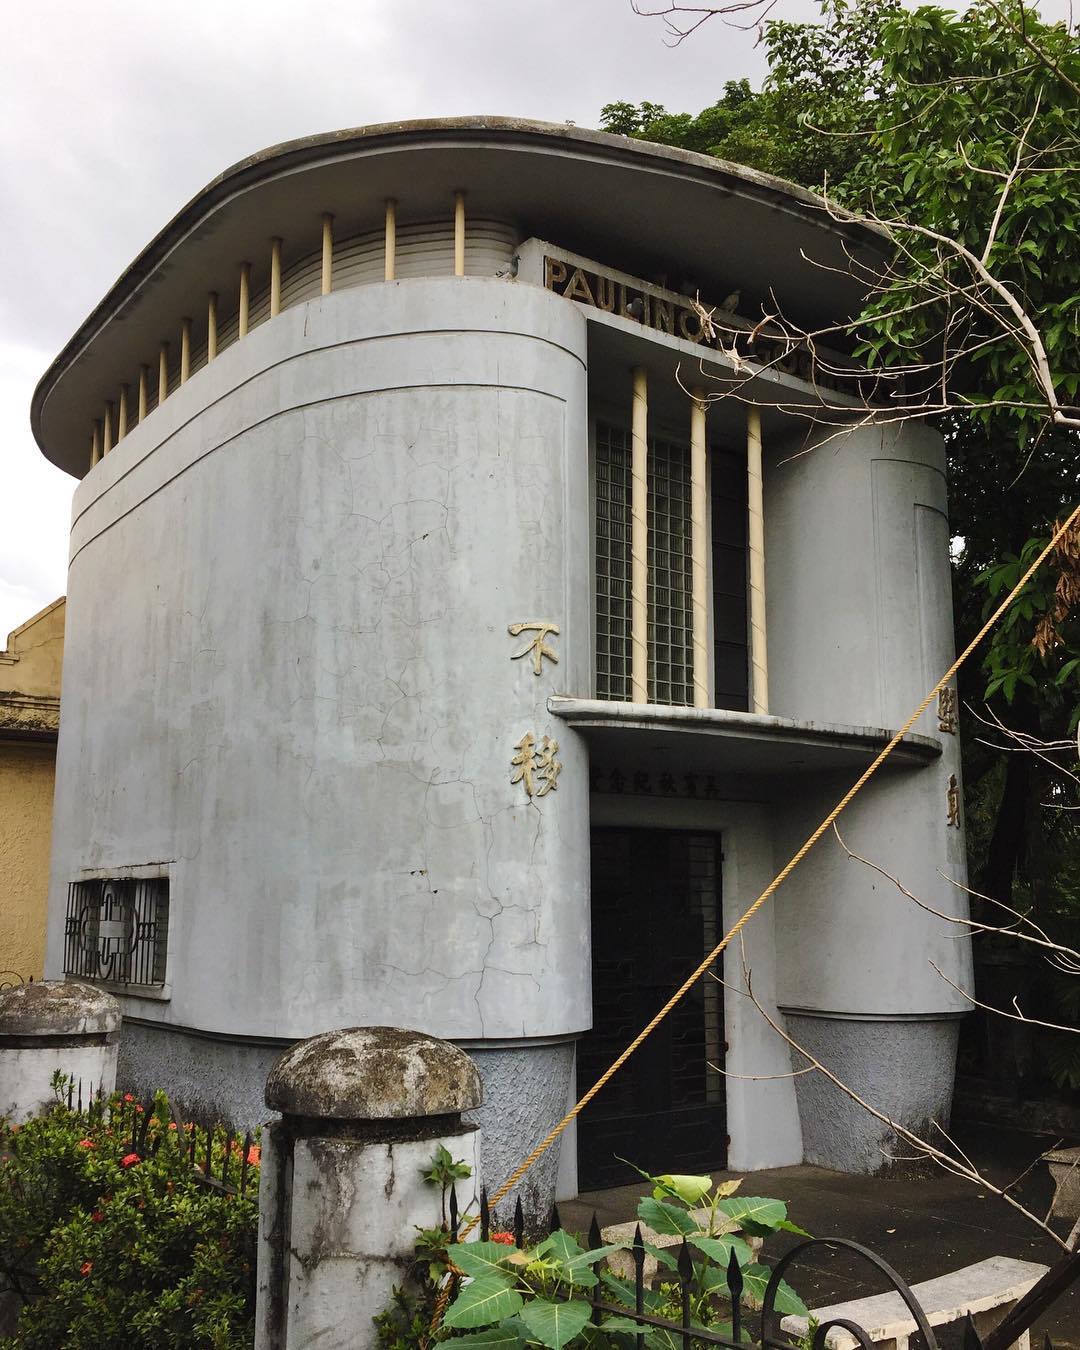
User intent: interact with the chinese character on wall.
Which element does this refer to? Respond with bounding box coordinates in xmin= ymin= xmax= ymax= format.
xmin=511 ymin=732 xmax=562 ymax=799
xmin=508 ymin=621 xmax=560 ymax=675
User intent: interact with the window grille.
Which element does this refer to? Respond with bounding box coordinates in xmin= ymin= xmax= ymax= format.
xmin=63 ymin=879 xmax=169 ymax=988
xmin=595 ymin=423 xmax=633 ymax=700
xmin=647 ymin=435 xmax=694 ymax=706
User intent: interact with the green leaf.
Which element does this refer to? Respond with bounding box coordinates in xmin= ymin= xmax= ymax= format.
xmin=739 ymin=1264 xmax=809 ymax=1316
xmin=687 ymin=1233 xmax=754 ymax=1268
xmin=451 ymin=1242 xmax=520 ymax=1282
xmin=716 ymin=1197 xmax=787 ymax=1230
xmin=440 ymin=1328 xmax=527 ymax=1350
xmin=651 ymin=1173 xmax=713 ymax=1206
xmin=444 ymin=1277 xmax=524 ymax=1329
xmin=535 ymin=1229 xmax=585 ymax=1263
xmin=637 ymin=1197 xmax=698 ymax=1236
xmin=517 ymin=1299 xmax=593 ymax=1349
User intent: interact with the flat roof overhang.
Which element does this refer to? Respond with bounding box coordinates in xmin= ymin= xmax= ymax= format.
xmin=549 ymin=696 xmax=941 ymax=780
xmin=33 ymin=117 xmax=891 ymax=478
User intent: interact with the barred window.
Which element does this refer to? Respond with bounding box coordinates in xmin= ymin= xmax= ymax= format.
xmin=594 ymin=421 xmax=748 ymax=710
xmin=64 ymin=879 xmax=170 ymax=988
xmin=595 ymin=423 xmax=633 ymax=701
xmin=647 ymin=435 xmax=694 ymax=707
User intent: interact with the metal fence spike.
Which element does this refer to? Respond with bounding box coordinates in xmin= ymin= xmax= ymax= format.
xmin=449 ymin=1183 xmax=459 ymax=1241
xmin=480 ymin=1187 xmax=490 ymax=1242
xmin=588 ymin=1213 xmax=602 ymax=1251
xmin=550 ymin=1203 xmax=562 ymax=1233
xmin=514 ymin=1195 xmax=524 ymax=1249
xmin=963 ymin=1312 xmax=984 ymax=1350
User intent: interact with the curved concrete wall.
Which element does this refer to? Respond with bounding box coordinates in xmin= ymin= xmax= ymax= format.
xmin=47 ymin=277 xmax=592 ymax=1050
xmin=762 ymin=422 xmax=970 ymax=1168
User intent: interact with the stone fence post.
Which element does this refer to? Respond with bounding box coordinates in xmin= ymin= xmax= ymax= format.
xmin=0 ymin=980 xmax=120 ymax=1122
xmin=254 ymin=1026 xmax=483 ymax=1350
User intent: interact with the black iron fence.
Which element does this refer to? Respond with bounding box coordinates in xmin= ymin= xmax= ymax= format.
xmin=445 ymin=1184 xmax=1080 ymax=1350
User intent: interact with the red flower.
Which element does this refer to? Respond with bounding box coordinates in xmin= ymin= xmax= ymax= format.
xmin=246 ymin=1145 xmax=261 ymax=1166
xmin=77 ymin=1139 xmax=95 ymax=1150
xmin=167 ymin=1122 xmax=178 ymax=1131
xmin=80 ymin=1261 xmax=93 ymax=1277
xmin=91 ymin=1210 xmax=104 ymax=1223
xmin=123 ymin=1094 xmax=135 ymax=1103
xmin=121 ymin=1153 xmax=141 ymax=1168
xmin=491 ymin=1231 xmax=515 ymax=1246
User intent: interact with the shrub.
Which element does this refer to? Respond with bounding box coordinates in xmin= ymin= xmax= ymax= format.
xmin=0 ymin=1075 xmax=258 ymax=1349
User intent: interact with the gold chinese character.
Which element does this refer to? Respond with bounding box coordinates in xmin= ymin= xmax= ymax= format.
xmin=938 ymin=687 xmax=958 ymax=735
xmin=946 ymin=773 xmax=961 ymax=828
xmin=510 ymin=732 xmax=537 ymax=797
xmin=535 ymin=736 xmax=561 ymax=797
xmin=510 ymin=732 xmax=562 ymax=799
xmin=508 ymin=621 xmax=560 ymax=676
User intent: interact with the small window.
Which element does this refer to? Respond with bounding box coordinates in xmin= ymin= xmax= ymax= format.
xmin=64 ymin=878 xmax=169 ymax=989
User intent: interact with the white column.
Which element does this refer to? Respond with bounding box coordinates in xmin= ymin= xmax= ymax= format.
xmin=747 ymin=405 xmax=769 ymax=714
xmin=690 ymin=390 xmax=710 ymax=708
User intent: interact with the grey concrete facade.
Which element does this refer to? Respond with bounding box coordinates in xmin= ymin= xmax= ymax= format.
xmin=37 ymin=120 xmax=973 ymax=1195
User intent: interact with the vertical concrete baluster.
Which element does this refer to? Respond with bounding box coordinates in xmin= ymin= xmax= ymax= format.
xmin=255 ymin=1027 xmax=482 ymax=1350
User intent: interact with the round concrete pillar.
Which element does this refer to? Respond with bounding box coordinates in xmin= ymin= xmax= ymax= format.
xmin=254 ymin=1026 xmax=483 ymax=1350
xmin=0 ymin=980 xmax=120 ymax=1122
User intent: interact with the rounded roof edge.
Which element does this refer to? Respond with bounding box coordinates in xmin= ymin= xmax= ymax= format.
xmin=265 ymin=1025 xmax=483 ymax=1120
xmin=0 ymin=979 xmax=121 ymax=1036
xmin=31 ymin=116 xmax=887 ymax=473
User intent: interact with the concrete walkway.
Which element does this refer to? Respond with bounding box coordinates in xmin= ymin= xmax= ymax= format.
xmin=560 ymin=1125 xmax=1079 ymax=1346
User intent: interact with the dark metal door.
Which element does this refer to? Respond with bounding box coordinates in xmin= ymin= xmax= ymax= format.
xmin=577 ymin=828 xmax=727 ymax=1191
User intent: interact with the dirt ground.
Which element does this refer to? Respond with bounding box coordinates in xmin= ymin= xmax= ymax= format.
xmin=559 ymin=1123 xmax=1079 ymax=1347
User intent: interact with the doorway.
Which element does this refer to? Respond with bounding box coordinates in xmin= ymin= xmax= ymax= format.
xmin=577 ymin=828 xmax=727 ymax=1191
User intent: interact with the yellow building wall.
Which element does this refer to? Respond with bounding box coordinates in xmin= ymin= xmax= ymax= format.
xmin=0 ymin=598 xmax=65 ymax=984
xmin=0 ymin=744 xmax=56 ymax=980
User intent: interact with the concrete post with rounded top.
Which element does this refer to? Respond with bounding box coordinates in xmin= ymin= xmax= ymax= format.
xmin=0 ymin=980 xmax=120 ymax=1122
xmin=255 ymin=1026 xmax=483 ymax=1350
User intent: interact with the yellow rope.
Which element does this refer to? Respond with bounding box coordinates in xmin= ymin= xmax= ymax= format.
xmin=439 ymin=501 xmax=1079 ymax=1283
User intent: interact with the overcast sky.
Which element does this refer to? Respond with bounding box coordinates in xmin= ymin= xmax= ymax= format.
xmin=0 ymin=0 xmax=810 ymax=641
xmin=3 ymin=0 xmax=1066 ymax=643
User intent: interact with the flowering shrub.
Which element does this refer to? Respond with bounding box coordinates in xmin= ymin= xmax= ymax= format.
xmin=0 ymin=1076 xmax=258 ymax=1349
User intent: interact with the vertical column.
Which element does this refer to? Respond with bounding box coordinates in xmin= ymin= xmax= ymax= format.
xmin=239 ymin=262 xmax=251 ymax=338
xmin=117 ymin=385 xmax=129 ymax=441
xmin=270 ymin=238 xmax=282 ymax=317
xmin=207 ymin=292 xmax=218 ymax=361
xmin=384 ymin=198 xmax=396 ymax=281
xmin=746 ymin=405 xmax=769 ymax=715
xmin=90 ymin=422 xmax=102 ymax=469
xmin=321 ymin=213 xmax=334 ymax=295
xmin=453 ymin=191 xmax=466 ymax=277
xmin=180 ymin=317 xmax=192 ymax=385
xmin=138 ymin=366 xmax=149 ymax=422
xmin=630 ymin=366 xmax=649 ymax=703
xmin=690 ymin=390 xmax=710 ymax=709
xmin=102 ymin=402 xmax=114 ymax=455
xmin=158 ymin=343 xmax=169 ymax=405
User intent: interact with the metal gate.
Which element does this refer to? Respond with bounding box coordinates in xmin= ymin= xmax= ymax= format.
xmin=577 ymin=827 xmax=727 ymax=1191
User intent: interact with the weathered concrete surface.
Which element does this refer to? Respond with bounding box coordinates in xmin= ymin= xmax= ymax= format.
xmin=256 ymin=1125 xmax=481 ymax=1350
xmin=785 ymin=1013 xmax=959 ymax=1174
xmin=466 ymin=1040 xmax=573 ymax=1223
xmin=266 ymin=1026 xmax=482 ymax=1120
xmin=0 ymin=979 xmax=119 ymax=1121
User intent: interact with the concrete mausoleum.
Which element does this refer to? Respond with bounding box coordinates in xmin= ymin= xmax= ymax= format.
xmin=33 ymin=118 xmax=972 ymax=1203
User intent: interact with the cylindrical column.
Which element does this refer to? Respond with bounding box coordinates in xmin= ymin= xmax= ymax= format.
xmin=238 ymin=263 xmax=251 ymax=338
xmin=321 ymin=213 xmax=333 ymax=295
xmin=90 ymin=421 xmax=102 ymax=468
xmin=270 ymin=238 xmax=282 ymax=317
xmin=117 ymin=385 xmax=129 ymax=441
xmin=180 ymin=317 xmax=192 ymax=385
xmin=384 ymin=198 xmax=396 ymax=281
xmin=138 ymin=365 xmax=149 ymax=422
xmin=453 ymin=191 xmax=466 ymax=277
xmin=746 ymin=405 xmax=768 ymax=715
xmin=207 ymin=292 xmax=218 ymax=361
xmin=102 ymin=402 xmax=114 ymax=455
xmin=158 ymin=343 xmax=169 ymax=404
xmin=690 ymin=390 xmax=710 ymax=709
xmin=0 ymin=982 xmax=120 ymax=1124
xmin=630 ymin=366 xmax=649 ymax=703
xmin=255 ymin=1028 xmax=482 ymax=1350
